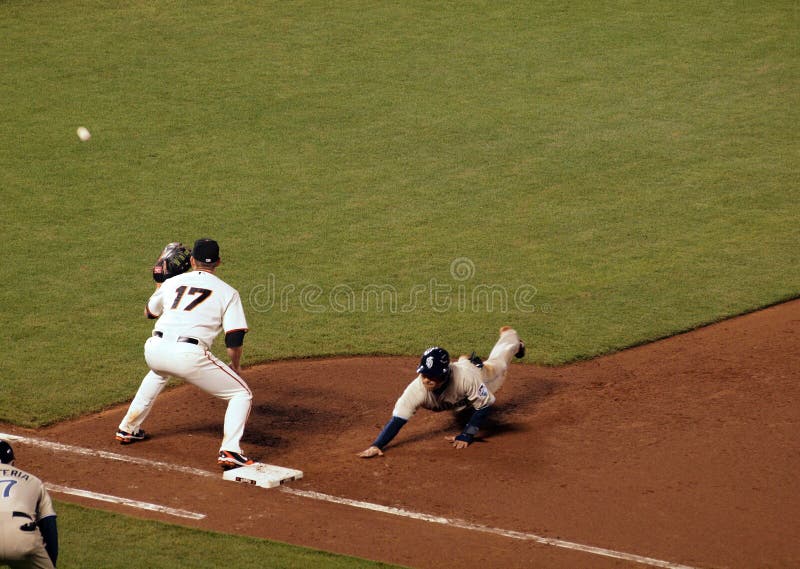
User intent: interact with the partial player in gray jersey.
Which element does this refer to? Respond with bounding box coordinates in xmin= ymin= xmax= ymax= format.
xmin=0 ymin=440 xmax=58 ymax=569
xmin=359 ymin=326 xmax=525 ymax=457
xmin=116 ymin=238 xmax=255 ymax=470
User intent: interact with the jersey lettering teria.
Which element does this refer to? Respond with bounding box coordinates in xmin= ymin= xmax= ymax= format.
xmin=147 ymin=270 xmax=248 ymax=348
xmin=0 ymin=466 xmax=55 ymax=521
xmin=392 ymin=358 xmax=496 ymax=420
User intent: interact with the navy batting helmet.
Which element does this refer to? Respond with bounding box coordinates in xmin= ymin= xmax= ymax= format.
xmin=0 ymin=440 xmax=14 ymax=464
xmin=417 ymin=347 xmax=450 ymax=379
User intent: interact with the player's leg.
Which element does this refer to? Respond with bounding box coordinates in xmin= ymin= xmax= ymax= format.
xmin=17 ymin=545 xmax=56 ymax=569
xmin=116 ymin=336 xmax=173 ymax=442
xmin=180 ymin=349 xmax=253 ymax=454
xmin=0 ymin=526 xmax=54 ymax=569
xmin=482 ymin=326 xmax=522 ymax=394
xmin=117 ymin=370 xmax=167 ymax=440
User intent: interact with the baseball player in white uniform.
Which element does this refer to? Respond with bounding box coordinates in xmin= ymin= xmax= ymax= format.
xmin=359 ymin=326 xmax=525 ymax=457
xmin=0 ymin=440 xmax=58 ymax=569
xmin=116 ymin=238 xmax=255 ymax=470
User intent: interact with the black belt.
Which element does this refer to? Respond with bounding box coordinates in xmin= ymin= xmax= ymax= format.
xmin=12 ymin=511 xmax=32 ymax=520
xmin=153 ymin=331 xmax=199 ymax=345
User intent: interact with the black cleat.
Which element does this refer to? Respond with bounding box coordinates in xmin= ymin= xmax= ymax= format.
xmin=468 ymin=351 xmax=484 ymax=368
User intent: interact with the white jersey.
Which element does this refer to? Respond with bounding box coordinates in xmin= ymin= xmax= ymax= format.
xmin=147 ymin=269 xmax=248 ymax=348
xmin=392 ymin=327 xmax=522 ymax=420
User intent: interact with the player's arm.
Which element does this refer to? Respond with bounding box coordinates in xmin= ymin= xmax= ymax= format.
xmin=145 ymin=286 xmax=164 ymax=319
xmin=358 ymin=381 xmax=420 ymax=458
xmin=37 ymin=515 xmax=58 ymax=566
xmin=446 ymin=404 xmax=493 ymax=449
xmin=37 ymin=487 xmax=58 ymax=566
xmin=358 ymin=416 xmax=408 ymax=457
xmin=227 ymin=346 xmax=243 ymax=373
xmin=223 ymin=293 xmax=249 ymax=373
xmin=446 ymin=380 xmax=496 ymax=449
xmin=225 ymin=329 xmax=247 ymax=374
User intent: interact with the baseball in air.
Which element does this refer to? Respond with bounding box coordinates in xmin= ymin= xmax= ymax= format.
xmin=76 ymin=127 xmax=91 ymax=142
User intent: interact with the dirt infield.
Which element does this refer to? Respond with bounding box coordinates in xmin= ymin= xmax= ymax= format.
xmin=6 ymin=300 xmax=800 ymax=568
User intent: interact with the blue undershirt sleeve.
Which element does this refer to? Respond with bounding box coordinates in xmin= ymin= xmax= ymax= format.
xmin=38 ymin=515 xmax=58 ymax=566
xmin=372 ymin=416 xmax=408 ymax=449
xmin=455 ymin=405 xmax=492 ymax=444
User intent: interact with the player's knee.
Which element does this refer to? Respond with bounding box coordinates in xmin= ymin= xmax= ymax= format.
xmin=484 ymin=361 xmax=506 ymax=377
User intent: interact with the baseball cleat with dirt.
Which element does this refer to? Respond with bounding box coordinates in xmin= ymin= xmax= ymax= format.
xmin=115 ymin=429 xmax=147 ymax=444
xmin=218 ymin=450 xmax=255 ymax=470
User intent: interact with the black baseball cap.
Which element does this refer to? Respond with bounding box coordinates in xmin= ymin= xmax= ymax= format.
xmin=0 ymin=440 xmax=14 ymax=464
xmin=192 ymin=238 xmax=220 ymax=263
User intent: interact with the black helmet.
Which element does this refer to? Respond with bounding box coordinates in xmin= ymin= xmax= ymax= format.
xmin=0 ymin=440 xmax=14 ymax=464
xmin=417 ymin=347 xmax=450 ymax=379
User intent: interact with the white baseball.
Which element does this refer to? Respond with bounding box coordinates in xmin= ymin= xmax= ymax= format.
xmin=76 ymin=127 xmax=91 ymax=142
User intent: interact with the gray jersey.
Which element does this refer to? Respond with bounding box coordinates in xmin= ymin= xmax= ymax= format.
xmin=392 ymin=358 xmax=495 ymax=419
xmin=0 ymin=467 xmax=55 ymax=522
xmin=392 ymin=328 xmax=522 ymax=420
xmin=0 ymin=465 xmax=56 ymax=567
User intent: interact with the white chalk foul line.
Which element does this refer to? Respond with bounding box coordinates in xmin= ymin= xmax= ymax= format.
xmin=46 ymin=483 xmax=205 ymax=520
xmin=0 ymin=433 xmax=209 ymax=521
xmin=281 ymin=488 xmax=699 ymax=569
xmin=2 ymin=433 xmax=699 ymax=569
xmin=0 ymin=432 xmax=217 ymax=478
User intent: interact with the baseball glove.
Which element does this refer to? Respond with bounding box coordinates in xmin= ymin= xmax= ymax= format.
xmin=152 ymin=242 xmax=191 ymax=283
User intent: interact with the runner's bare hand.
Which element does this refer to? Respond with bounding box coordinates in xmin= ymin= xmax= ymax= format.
xmin=445 ymin=435 xmax=469 ymax=450
xmin=358 ymin=446 xmax=384 ymax=458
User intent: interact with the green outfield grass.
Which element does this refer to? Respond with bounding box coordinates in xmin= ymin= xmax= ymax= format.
xmin=2 ymin=2 xmax=798 ymax=567
xmin=2 ymin=2 xmax=798 ymax=425
xmin=3 ymin=1 xmax=797 ymax=426
xmin=54 ymin=501 xmax=403 ymax=569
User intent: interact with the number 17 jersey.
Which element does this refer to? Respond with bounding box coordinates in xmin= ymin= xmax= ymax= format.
xmin=147 ymin=269 xmax=248 ymax=348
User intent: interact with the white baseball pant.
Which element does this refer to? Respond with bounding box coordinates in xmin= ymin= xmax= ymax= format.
xmin=119 ymin=336 xmax=252 ymax=453
xmin=481 ymin=327 xmax=522 ymax=395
